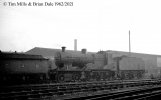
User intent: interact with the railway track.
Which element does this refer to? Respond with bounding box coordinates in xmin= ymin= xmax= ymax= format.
xmin=113 ymin=85 xmax=161 ymax=100
xmin=60 ymin=82 xmax=161 ymax=100
xmin=88 ymin=85 xmax=161 ymax=100
xmin=0 ymin=79 xmax=161 ymax=100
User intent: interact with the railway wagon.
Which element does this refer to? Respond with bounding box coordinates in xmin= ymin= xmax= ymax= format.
xmin=0 ymin=52 xmax=52 ymax=85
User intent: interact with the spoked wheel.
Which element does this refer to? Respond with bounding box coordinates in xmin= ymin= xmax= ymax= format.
xmin=72 ymin=74 xmax=80 ymax=82
xmin=58 ymin=74 xmax=65 ymax=82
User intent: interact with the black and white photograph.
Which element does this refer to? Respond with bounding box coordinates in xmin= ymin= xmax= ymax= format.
xmin=0 ymin=0 xmax=161 ymax=99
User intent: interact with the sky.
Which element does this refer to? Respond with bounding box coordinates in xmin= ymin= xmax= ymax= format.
xmin=0 ymin=0 xmax=161 ymax=55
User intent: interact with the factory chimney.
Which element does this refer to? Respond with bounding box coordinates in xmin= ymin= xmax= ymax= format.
xmin=81 ymin=49 xmax=87 ymax=54
xmin=74 ymin=39 xmax=77 ymax=51
xmin=61 ymin=46 xmax=66 ymax=52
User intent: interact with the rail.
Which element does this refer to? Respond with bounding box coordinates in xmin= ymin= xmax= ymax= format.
xmin=0 ymin=79 xmax=161 ymax=100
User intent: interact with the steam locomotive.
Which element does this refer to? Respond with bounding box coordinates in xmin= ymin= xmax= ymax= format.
xmin=0 ymin=48 xmax=145 ymax=85
xmin=50 ymin=47 xmax=145 ymax=82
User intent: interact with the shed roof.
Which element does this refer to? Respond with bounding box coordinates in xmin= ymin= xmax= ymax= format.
xmin=25 ymin=47 xmax=95 ymax=58
xmin=0 ymin=52 xmax=47 ymax=60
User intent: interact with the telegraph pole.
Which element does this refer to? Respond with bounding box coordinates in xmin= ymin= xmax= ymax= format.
xmin=129 ymin=30 xmax=131 ymax=54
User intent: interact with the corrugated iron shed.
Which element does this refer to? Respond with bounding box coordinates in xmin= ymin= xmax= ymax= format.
xmin=25 ymin=47 xmax=95 ymax=58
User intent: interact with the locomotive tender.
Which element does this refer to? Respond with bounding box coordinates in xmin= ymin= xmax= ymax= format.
xmin=0 ymin=48 xmax=145 ymax=85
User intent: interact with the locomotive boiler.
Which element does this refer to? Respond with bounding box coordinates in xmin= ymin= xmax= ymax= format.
xmin=54 ymin=47 xmax=94 ymax=70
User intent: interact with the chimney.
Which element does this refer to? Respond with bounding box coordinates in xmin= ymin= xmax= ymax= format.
xmin=81 ymin=49 xmax=87 ymax=54
xmin=61 ymin=46 xmax=66 ymax=52
xmin=74 ymin=39 xmax=77 ymax=51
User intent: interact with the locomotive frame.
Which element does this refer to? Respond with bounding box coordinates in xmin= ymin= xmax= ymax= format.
xmin=49 ymin=69 xmax=115 ymax=82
